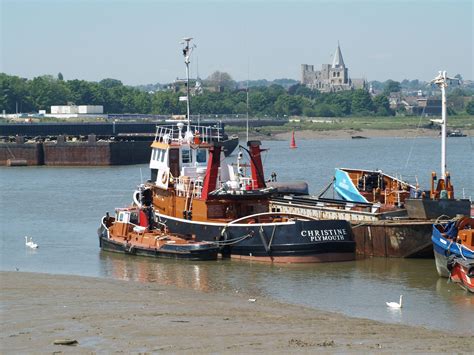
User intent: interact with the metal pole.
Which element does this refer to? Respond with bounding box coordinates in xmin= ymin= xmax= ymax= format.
xmin=182 ymin=37 xmax=194 ymax=133
xmin=246 ymin=84 xmax=249 ymax=143
xmin=431 ymin=70 xmax=451 ymax=180
xmin=440 ymin=81 xmax=447 ymax=179
xmin=246 ymin=60 xmax=250 ymax=143
xmin=186 ymin=58 xmax=191 ymax=131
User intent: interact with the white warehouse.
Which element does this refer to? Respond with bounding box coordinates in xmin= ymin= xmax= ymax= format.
xmin=51 ymin=105 xmax=104 ymax=114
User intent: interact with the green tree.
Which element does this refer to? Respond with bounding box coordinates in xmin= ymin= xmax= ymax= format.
xmin=0 ymin=74 xmax=34 ymax=113
xmin=204 ymin=71 xmax=235 ymax=90
xmin=314 ymin=104 xmax=336 ymax=117
xmin=383 ymin=80 xmax=401 ymax=94
xmin=466 ymin=100 xmax=474 ymax=115
xmin=99 ymin=78 xmax=123 ymax=89
xmin=57 ymin=72 xmax=64 ymax=81
xmin=373 ymin=95 xmax=393 ymax=116
xmin=274 ymin=95 xmax=303 ymax=116
xmin=152 ymin=91 xmax=181 ymax=115
xmin=351 ymin=89 xmax=374 ymax=115
xmin=29 ymin=75 xmax=71 ymax=110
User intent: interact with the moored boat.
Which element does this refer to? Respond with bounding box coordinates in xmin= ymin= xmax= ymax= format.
xmin=273 ymin=71 xmax=470 ymax=260
xmin=98 ymin=206 xmax=219 ymax=261
xmin=134 ymin=37 xmax=356 ymax=263
xmin=447 ymin=256 xmax=474 ymax=292
xmin=432 ymin=217 xmax=474 ymax=277
xmin=139 ymin=135 xmax=356 ymax=263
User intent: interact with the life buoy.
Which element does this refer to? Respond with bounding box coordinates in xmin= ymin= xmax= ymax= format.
xmin=161 ymin=171 xmax=169 ymax=185
xmin=133 ymin=190 xmax=142 ymax=208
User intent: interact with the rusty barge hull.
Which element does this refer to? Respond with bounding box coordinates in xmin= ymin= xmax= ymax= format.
xmin=0 ymin=138 xmax=151 ymax=166
xmin=352 ymin=221 xmax=433 ymax=258
xmin=43 ymin=140 xmax=151 ymax=166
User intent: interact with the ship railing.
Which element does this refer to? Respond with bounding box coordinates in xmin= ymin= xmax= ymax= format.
xmin=154 ymin=124 xmax=223 ymax=144
xmin=191 ymin=179 xmax=203 ymax=199
xmin=175 ymin=176 xmax=204 ymax=199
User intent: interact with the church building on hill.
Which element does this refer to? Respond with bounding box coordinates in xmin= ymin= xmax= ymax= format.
xmin=301 ymin=43 xmax=366 ymax=92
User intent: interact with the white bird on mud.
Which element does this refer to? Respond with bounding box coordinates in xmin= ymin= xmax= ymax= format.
xmin=386 ymin=295 xmax=403 ymax=309
xmin=25 ymin=236 xmax=38 ymax=249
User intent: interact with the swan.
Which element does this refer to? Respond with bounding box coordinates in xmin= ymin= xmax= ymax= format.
xmin=25 ymin=236 xmax=38 ymax=249
xmin=386 ymin=295 xmax=403 ymax=308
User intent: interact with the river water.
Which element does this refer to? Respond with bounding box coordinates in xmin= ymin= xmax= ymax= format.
xmin=1 ymin=136 xmax=473 ymax=333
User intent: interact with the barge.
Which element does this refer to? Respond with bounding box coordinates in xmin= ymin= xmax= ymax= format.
xmin=0 ymin=122 xmax=238 ymax=166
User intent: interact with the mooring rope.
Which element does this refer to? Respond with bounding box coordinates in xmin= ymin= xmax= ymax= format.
xmin=213 ymin=233 xmax=253 ymax=246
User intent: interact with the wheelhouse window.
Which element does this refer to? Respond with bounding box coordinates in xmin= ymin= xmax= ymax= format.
xmin=182 ymin=148 xmax=192 ymax=163
xmin=152 ymin=148 xmax=166 ymax=163
xmin=196 ymin=149 xmax=207 ymax=163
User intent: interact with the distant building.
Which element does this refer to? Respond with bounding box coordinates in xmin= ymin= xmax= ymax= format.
xmin=392 ymin=95 xmax=442 ymax=116
xmin=51 ymin=105 xmax=104 ymax=114
xmin=413 ymin=98 xmax=442 ymax=116
xmin=301 ymin=43 xmax=366 ymax=92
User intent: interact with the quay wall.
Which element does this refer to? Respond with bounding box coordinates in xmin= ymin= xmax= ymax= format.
xmin=0 ymin=119 xmax=284 ymax=138
xmin=0 ymin=122 xmax=157 ymax=137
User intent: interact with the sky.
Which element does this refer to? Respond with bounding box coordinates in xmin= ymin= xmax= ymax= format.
xmin=1 ymin=0 xmax=473 ymax=85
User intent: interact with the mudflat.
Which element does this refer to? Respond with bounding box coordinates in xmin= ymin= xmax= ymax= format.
xmin=273 ymin=128 xmax=473 ymax=140
xmin=1 ymin=271 xmax=472 ymax=353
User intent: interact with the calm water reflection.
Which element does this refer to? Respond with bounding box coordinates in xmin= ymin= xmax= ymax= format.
xmin=1 ymin=137 xmax=473 ymax=334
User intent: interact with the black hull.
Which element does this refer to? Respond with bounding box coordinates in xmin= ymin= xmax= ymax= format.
xmin=155 ymin=213 xmax=356 ymax=263
xmin=97 ymin=228 xmax=218 ymax=261
xmin=405 ymin=198 xmax=471 ymax=219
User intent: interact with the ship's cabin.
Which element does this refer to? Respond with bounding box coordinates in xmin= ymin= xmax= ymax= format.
xmin=149 ymin=123 xmax=221 ymax=191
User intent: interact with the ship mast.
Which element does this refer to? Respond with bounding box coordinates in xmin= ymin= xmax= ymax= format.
xmin=431 ymin=70 xmax=453 ymax=180
xmin=181 ymin=37 xmax=195 ymax=132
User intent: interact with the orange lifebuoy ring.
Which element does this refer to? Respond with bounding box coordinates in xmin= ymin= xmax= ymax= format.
xmin=161 ymin=171 xmax=168 ymax=185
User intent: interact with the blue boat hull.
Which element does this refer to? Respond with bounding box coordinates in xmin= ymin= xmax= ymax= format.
xmin=431 ymin=224 xmax=474 ymax=277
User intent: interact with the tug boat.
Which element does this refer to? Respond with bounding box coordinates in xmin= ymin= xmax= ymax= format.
xmin=432 ymin=217 xmax=474 ymax=277
xmin=131 ymin=38 xmax=356 ymax=263
xmin=98 ymin=206 xmax=219 ymax=261
xmin=138 ymin=129 xmax=355 ymax=262
xmin=447 ymin=256 xmax=474 ymax=293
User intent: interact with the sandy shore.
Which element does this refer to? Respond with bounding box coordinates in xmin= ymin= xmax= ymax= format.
xmin=1 ymin=272 xmax=473 ymax=353
xmin=245 ymin=128 xmax=474 ymax=141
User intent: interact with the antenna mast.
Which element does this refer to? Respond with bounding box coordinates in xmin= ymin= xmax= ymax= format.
xmin=181 ymin=37 xmax=195 ymax=132
xmin=431 ymin=70 xmax=452 ymax=180
xmin=246 ymin=62 xmax=249 ymax=143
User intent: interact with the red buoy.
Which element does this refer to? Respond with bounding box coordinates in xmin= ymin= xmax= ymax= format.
xmin=290 ymin=130 xmax=297 ymax=149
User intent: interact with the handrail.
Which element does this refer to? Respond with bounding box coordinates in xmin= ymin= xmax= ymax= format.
xmin=228 ymin=211 xmax=319 ymax=225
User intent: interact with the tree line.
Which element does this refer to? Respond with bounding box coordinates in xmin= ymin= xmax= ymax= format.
xmin=1 ymin=73 xmax=473 ymax=117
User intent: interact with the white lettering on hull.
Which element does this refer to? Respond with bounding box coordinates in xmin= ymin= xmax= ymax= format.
xmin=301 ymin=228 xmax=348 ymax=242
